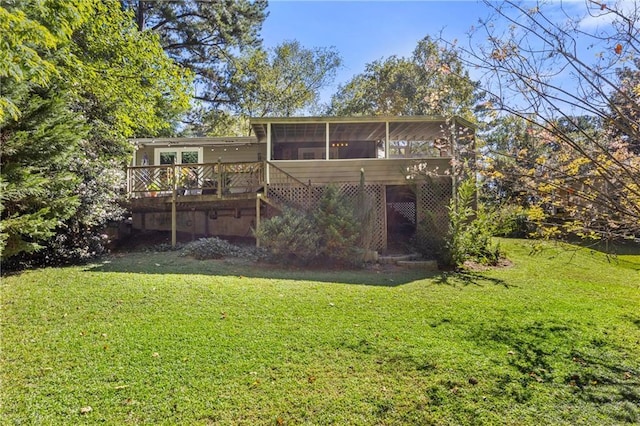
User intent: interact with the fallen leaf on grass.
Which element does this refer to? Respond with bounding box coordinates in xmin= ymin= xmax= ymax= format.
xmin=152 ymin=352 xmax=160 ymax=358
xmin=80 ymin=406 xmax=92 ymax=414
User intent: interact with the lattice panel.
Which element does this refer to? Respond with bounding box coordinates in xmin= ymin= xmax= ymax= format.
xmin=417 ymin=177 xmax=453 ymax=237
xmin=267 ymin=185 xmax=314 ymax=211
xmin=388 ymin=202 xmax=416 ymax=224
xmin=267 ymin=183 xmax=386 ymax=250
xmin=316 ymin=184 xmax=386 ymax=251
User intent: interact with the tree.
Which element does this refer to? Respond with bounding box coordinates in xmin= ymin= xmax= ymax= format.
xmin=185 ymin=40 xmax=342 ymax=136
xmin=0 ymin=86 xmax=87 ymax=258
xmin=123 ymin=0 xmax=267 ymax=109
xmin=0 ymin=1 xmax=89 ymax=121
xmin=610 ymin=58 xmax=640 ymax=154
xmin=1 ymin=1 xmax=191 ymax=264
xmin=453 ymin=0 xmax=640 ymax=240
xmin=231 ymin=41 xmax=342 ymax=118
xmin=328 ymin=36 xmax=481 ymax=119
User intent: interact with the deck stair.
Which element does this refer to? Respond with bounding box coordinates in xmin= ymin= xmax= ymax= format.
xmin=378 ymin=253 xmax=439 ymax=270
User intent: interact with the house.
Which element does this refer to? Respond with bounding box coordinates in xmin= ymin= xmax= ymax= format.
xmin=127 ymin=115 xmax=476 ymax=251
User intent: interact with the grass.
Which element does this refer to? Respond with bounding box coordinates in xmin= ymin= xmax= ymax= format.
xmin=1 ymin=238 xmax=639 ymax=425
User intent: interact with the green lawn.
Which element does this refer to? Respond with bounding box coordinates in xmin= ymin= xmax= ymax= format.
xmin=1 ymin=239 xmax=639 ymax=425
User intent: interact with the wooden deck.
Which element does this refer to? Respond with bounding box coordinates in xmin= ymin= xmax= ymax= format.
xmin=127 ymin=158 xmax=451 ymax=201
xmin=125 ymin=158 xmax=454 ymax=248
xmin=127 ymin=161 xmax=265 ymax=199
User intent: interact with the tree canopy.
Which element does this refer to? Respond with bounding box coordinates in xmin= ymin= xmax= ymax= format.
xmin=457 ymin=0 xmax=640 ymax=240
xmin=123 ymin=0 xmax=267 ymax=109
xmin=327 ymin=36 xmax=481 ymax=120
xmin=1 ymin=0 xmax=192 ymax=263
xmin=184 ymin=40 xmax=343 ymax=136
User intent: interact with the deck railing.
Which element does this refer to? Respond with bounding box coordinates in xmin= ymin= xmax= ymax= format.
xmin=265 ymin=161 xmax=314 ymax=211
xmin=127 ymin=161 xmax=265 ymax=198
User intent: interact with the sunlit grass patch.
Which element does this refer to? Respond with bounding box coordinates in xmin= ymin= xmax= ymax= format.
xmin=1 ymin=239 xmax=639 ymax=424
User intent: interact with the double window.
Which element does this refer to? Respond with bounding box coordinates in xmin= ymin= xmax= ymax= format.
xmin=154 ymin=148 xmax=203 ymax=165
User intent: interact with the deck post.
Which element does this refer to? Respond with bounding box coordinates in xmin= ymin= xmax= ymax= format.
xmin=217 ymin=158 xmax=222 ymax=199
xmin=385 ymin=121 xmax=390 ymax=159
xmin=256 ymin=194 xmax=261 ymax=247
xmin=325 ymin=122 xmax=330 ymax=160
xmin=171 ymin=164 xmax=177 ymax=248
xmin=266 ymin=123 xmax=271 ymax=184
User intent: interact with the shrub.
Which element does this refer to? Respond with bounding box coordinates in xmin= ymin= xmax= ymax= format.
xmin=180 ymin=237 xmax=245 ymax=260
xmin=313 ymin=186 xmax=360 ymax=264
xmin=256 ymin=184 xmax=373 ymax=266
xmin=254 ymin=207 xmax=320 ymax=264
xmin=443 ymin=177 xmax=503 ymax=268
xmin=493 ymin=204 xmax=530 ymax=237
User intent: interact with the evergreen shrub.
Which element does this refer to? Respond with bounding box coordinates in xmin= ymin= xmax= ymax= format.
xmin=254 ymin=208 xmax=320 ymax=264
xmin=256 ymin=184 xmax=373 ymax=266
xmin=444 ymin=178 xmax=503 ymax=267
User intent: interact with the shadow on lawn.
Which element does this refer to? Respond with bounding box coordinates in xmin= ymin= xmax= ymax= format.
xmin=83 ymin=253 xmax=443 ymax=287
xmin=85 ymin=253 xmax=515 ymax=288
xmin=433 ymin=270 xmax=511 ymax=288
xmin=469 ymin=319 xmax=640 ymax=422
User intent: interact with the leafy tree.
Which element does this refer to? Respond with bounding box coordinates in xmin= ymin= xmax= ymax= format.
xmin=123 ymin=0 xmax=267 ymax=108
xmin=328 ymin=36 xmax=481 ymax=119
xmin=185 ymin=40 xmax=342 ymax=136
xmin=1 ymin=86 xmax=86 ymax=258
xmin=609 ymin=58 xmax=640 ymax=154
xmin=230 ymin=41 xmax=342 ymax=117
xmin=0 ymin=1 xmax=88 ymax=120
xmin=68 ymin=2 xmax=192 ymax=140
xmin=1 ymin=1 xmax=191 ymax=264
xmin=453 ymin=0 xmax=640 ymax=240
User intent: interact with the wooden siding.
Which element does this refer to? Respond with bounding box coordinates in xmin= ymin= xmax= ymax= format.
xmin=270 ymin=158 xmax=452 ymax=185
xmin=203 ymin=146 xmax=265 ymax=164
xmin=134 ymin=144 xmax=265 ymax=166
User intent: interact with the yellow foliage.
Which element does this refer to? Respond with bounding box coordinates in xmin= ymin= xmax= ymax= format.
xmin=527 ymin=205 xmax=546 ymax=222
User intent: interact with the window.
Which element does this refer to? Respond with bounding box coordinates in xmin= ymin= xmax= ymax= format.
xmin=154 ymin=148 xmax=202 ymax=165
xmin=154 ymin=148 xmax=204 ymax=190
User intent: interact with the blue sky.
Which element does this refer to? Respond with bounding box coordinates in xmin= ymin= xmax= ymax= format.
xmin=260 ymin=1 xmax=491 ymax=104
xmin=258 ymin=0 xmax=627 ymax=110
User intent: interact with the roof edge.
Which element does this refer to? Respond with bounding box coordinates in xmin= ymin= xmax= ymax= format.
xmin=130 ymin=136 xmax=258 ymax=145
xmin=250 ymin=115 xmax=477 ymax=128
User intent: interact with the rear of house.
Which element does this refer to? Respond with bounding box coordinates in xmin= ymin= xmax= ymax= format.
xmin=127 ymin=115 xmax=475 ymax=252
